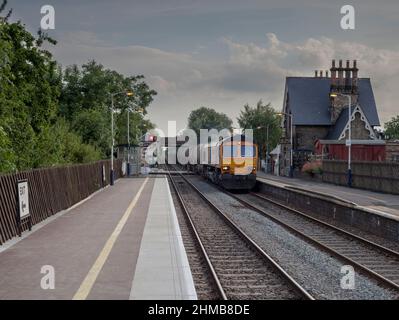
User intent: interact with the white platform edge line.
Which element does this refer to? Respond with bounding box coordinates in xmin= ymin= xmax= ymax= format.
xmin=165 ymin=177 xmax=198 ymax=300
xmin=0 ymin=179 xmax=121 ymax=253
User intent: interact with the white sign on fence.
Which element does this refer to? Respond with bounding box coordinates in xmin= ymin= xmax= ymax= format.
xmin=18 ymin=181 xmax=30 ymax=218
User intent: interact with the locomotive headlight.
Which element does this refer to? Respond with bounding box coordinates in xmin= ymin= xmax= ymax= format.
xmin=222 ymin=166 xmax=230 ymax=171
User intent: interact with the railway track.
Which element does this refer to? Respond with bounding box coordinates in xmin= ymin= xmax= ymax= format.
xmin=166 ymin=165 xmax=314 ymax=300
xmin=226 ymin=190 xmax=399 ymax=293
xmin=167 ymin=174 xmax=221 ymax=299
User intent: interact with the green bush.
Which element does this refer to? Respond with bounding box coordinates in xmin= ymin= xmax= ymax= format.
xmin=301 ymin=161 xmax=323 ymax=175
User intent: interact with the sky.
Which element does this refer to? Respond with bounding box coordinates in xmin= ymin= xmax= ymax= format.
xmin=7 ymin=0 xmax=399 ymax=132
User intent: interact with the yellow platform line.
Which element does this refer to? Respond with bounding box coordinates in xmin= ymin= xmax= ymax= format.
xmin=72 ymin=178 xmax=149 ymax=300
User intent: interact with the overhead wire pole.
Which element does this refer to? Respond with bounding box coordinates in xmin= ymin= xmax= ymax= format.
xmin=110 ymin=94 xmax=115 ymax=185
xmin=127 ymin=107 xmax=130 ymax=176
xmin=348 ymin=94 xmax=352 ymax=187
xmin=257 ymin=124 xmax=270 ymax=174
xmin=110 ymin=90 xmax=134 ymax=186
xmin=266 ymin=124 xmax=269 ymax=174
xmin=330 ymin=93 xmax=352 ymax=187
xmin=290 ymin=113 xmax=293 ymax=178
xmin=127 ymin=103 xmax=144 ymax=176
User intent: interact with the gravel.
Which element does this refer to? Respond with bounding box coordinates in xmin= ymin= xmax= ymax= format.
xmin=172 ymin=175 xmax=304 ymax=300
xmin=187 ymin=175 xmax=399 ymax=300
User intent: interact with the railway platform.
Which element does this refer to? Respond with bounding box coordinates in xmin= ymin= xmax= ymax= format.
xmin=0 ymin=176 xmax=197 ymax=300
xmin=257 ymin=172 xmax=399 ymax=219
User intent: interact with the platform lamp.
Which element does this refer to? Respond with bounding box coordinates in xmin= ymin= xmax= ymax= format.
xmin=276 ymin=112 xmax=294 ymax=178
xmin=330 ymin=93 xmax=352 ymax=187
xmin=110 ymin=90 xmax=134 ymax=186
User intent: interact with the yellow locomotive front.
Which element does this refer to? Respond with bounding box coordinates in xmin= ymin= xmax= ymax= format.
xmin=218 ymin=139 xmax=258 ymax=190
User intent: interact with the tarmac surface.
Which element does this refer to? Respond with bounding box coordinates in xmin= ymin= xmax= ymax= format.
xmin=257 ymin=172 xmax=399 ymax=218
xmin=0 ymin=177 xmax=196 ymax=300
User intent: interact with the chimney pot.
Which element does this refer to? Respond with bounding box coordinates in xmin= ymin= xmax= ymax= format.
xmin=320 ymin=70 xmax=323 ymax=77
xmin=314 ymin=70 xmax=317 ymax=77
xmin=346 ymin=60 xmax=350 ymax=68
xmin=337 ymin=60 xmax=344 ymax=90
xmin=332 ymin=59 xmax=336 ymax=68
xmin=326 ymin=70 xmax=329 ymax=77
xmin=352 ymin=60 xmax=359 ymax=93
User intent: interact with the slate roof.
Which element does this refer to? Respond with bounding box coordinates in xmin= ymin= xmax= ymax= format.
xmin=325 ymin=106 xmax=354 ymax=140
xmin=284 ymin=77 xmax=380 ymax=126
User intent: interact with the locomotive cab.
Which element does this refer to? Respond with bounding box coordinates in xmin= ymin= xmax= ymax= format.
xmin=218 ymin=140 xmax=258 ymax=190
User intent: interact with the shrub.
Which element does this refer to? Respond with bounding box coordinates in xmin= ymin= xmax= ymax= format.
xmin=301 ymin=160 xmax=323 ymax=175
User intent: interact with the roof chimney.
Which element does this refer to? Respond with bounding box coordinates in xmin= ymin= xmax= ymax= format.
xmin=330 ymin=59 xmax=337 ymax=89
xmin=326 ymin=70 xmax=329 ymax=78
xmin=338 ymin=59 xmax=344 ymax=90
xmin=345 ymin=60 xmax=351 ymax=92
xmin=352 ymin=60 xmax=358 ymax=94
xmin=314 ymin=70 xmax=318 ymax=77
xmin=319 ymin=70 xmax=323 ymax=77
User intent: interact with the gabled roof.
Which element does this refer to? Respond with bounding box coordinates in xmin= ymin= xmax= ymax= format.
xmin=326 ymin=106 xmax=355 ymax=140
xmin=284 ymin=77 xmax=380 ymax=126
xmin=326 ymin=104 xmax=378 ymax=140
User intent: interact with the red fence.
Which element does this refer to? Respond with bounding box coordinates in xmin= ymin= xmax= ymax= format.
xmin=0 ymin=159 xmax=124 ymax=245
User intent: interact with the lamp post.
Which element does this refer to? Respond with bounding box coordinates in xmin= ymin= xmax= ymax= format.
xmin=257 ymin=124 xmax=270 ymax=174
xmin=330 ymin=93 xmax=352 ymax=187
xmin=277 ymin=112 xmax=294 ymax=178
xmin=110 ymin=90 xmax=133 ymax=185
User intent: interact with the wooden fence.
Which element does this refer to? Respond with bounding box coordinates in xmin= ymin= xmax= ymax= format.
xmin=0 ymin=159 xmax=124 ymax=245
xmin=322 ymin=160 xmax=399 ymax=195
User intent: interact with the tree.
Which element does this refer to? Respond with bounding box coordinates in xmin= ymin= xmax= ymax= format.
xmin=0 ymin=1 xmax=62 ymax=171
xmin=72 ymin=108 xmax=110 ymax=154
xmin=59 ymin=61 xmax=157 ymax=156
xmin=385 ymin=115 xmax=399 ymax=140
xmin=237 ymin=100 xmax=282 ymax=159
xmin=188 ymin=107 xmax=233 ymax=138
xmin=0 ymin=1 xmax=157 ymax=172
xmin=0 ymin=124 xmax=15 ymax=172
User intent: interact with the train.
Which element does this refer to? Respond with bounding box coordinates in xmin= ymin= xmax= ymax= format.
xmin=186 ymin=135 xmax=258 ymax=190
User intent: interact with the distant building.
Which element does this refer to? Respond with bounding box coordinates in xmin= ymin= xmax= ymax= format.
xmin=279 ymin=59 xmax=382 ymax=176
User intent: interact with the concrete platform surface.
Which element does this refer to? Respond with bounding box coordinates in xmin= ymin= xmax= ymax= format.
xmin=0 ymin=176 xmax=196 ymax=300
xmin=130 ymin=177 xmax=197 ymax=300
xmin=257 ymin=172 xmax=399 ymax=218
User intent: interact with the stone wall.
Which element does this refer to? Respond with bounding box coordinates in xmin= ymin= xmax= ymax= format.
xmin=341 ymin=112 xmax=374 ymax=140
xmin=322 ymin=160 xmax=399 ymax=194
xmin=296 ymin=126 xmax=330 ymax=150
xmin=257 ymin=180 xmax=399 ymax=241
xmin=330 ymin=94 xmax=358 ymax=124
xmin=386 ymin=141 xmax=399 ymax=162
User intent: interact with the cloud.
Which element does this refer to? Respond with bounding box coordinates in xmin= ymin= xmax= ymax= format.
xmin=51 ymin=31 xmax=399 ymax=131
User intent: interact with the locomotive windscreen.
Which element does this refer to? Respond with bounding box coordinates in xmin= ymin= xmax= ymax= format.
xmin=223 ymin=145 xmax=256 ymax=158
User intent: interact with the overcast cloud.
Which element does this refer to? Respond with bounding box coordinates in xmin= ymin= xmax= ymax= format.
xmin=8 ymin=0 xmax=399 ymax=132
